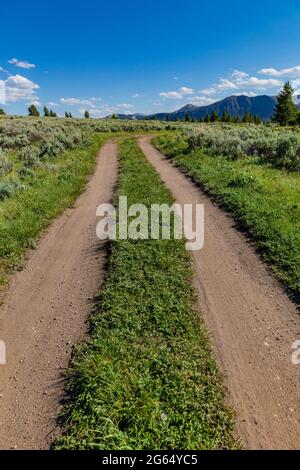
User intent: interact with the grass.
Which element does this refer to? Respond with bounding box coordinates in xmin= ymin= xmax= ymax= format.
xmin=154 ymin=132 xmax=300 ymax=299
xmin=54 ymin=138 xmax=237 ymax=450
xmin=0 ymin=133 xmax=113 ymax=291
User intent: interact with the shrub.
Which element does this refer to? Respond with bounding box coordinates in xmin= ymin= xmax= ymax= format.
xmin=0 ymin=178 xmax=23 ymax=200
xmin=0 ymin=149 xmax=13 ymax=176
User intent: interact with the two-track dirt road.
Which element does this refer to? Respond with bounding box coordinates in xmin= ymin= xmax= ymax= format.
xmin=0 ymin=141 xmax=118 ymax=449
xmin=0 ymin=135 xmax=299 ymax=450
xmin=139 ymin=136 xmax=300 ymax=450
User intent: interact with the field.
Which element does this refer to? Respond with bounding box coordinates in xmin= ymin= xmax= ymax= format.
xmin=0 ymin=117 xmax=299 ymax=449
xmin=0 ymin=116 xmax=178 ymax=291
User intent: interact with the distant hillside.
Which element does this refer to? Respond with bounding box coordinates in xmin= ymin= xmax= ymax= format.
xmin=109 ymin=94 xmax=278 ymax=121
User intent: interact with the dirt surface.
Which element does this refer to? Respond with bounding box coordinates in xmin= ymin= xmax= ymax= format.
xmin=139 ymin=136 xmax=300 ymax=450
xmin=0 ymin=140 xmax=118 ymax=450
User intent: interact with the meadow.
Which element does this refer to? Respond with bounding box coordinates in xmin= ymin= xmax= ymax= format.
xmin=1 ymin=116 xmax=299 ymax=449
xmin=0 ymin=116 xmax=178 ymax=290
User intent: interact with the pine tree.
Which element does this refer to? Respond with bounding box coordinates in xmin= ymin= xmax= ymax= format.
xmin=273 ymin=82 xmax=298 ymax=126
xmin=84 ymin=110 xmax=90 ymax=119
xmin=111 ymin=113 xmax=117 ymax=119
xmin=185 ymin=112 xmax=191 ymax=122
xmin=28 ymin=104 xmax=40 ymax=117
xmin=49 ymin=110 xmax=57 ymax=117
xmin=43 ymin=106 xmax=49 ymax=117
xmin=210 ymin=110 xmax=218 ymax=122
xmin=0 ymin=108 xmax=5 ymax=115
xmin=221 ymin=108 xmax=230 ymax=122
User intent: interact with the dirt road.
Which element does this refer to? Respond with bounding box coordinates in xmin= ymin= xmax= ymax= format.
xmin=139 ymin=136 xmax=300 ymax=450
xmin=0 ymin=141 xmax=118 ymax=449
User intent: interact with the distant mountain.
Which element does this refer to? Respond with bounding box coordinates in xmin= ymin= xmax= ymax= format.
xmin=108 ymin=94 xmax=279 ymax=121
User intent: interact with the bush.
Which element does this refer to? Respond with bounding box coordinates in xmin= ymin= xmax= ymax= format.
xmin=0 ymin=178 xmax=23 ymax=200
xmin=0 ymin=149 xmax=13 ymax=176
xmin=18 ymin=146 xmax=40 ymax=167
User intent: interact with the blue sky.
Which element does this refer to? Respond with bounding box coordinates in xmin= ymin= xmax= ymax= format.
xmin=1 ymin=0 xmax=300 ymax=116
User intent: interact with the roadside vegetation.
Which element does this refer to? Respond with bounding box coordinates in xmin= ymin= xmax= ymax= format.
xmin=55 ymin=138 xmax=237 ymax=450
xmin=0 ymin=116 xmax=184 ymax=292
xmin=154 ymin=129 xmax=300 ymax=298
xmin=0 ymin=130 xmax=111 ymax=291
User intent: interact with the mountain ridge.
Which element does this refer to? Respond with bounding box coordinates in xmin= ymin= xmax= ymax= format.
xmin=109 ymin=94 xmax=279 ymax=121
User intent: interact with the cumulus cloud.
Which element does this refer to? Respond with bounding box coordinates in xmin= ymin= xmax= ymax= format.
xmin=202 ymin=78 xmax=238 ymax=96
xmin=132 ymin=93 xmax=142 ymax=98
xmin=60 ymin=97 xmax=101 ymax=107
xmin=5 ymin=74 xmax=40 ymax=102
xmin=201 ymin=69 xmax=282 ymax=97
xmin=189 ymin=96 xmax=216 ymax=106
xmin=231 ymin=69 xmax=249 ymax=80
xmin=179 ymin=86 xmax=194 ymax=94
xmin=160 ymin=86 xmax=194 ymax=100
xmin=258 ymin=65 xmax=300 ymax=77
xmin=233 ymin=91 xmax=258 ymax=97
xmin=9 ymin=58 xmax=36 ymax=69
xmin=160 ymin=91 xmax=182 ymax=99
xmin=236 ymin=76 xmax=282 ymax=88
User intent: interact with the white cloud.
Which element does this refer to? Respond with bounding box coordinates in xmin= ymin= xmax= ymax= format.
xmin=5 ymin=74 xmax=40 ymax=102
xmin=160 ymin=86 xmax=194 ymax=100
xmin=29 ymin=100 xmax=41 ymax=107
xmin=160 ymin=91 xmax=182 ymax=99
xmin=0 ymin=66 xmax=8 ymax=74
xmin=233 ymin=91 xmax=258 ymax=97
xmin=201 ymin=78 xmax=237 ymax=96
xmin=179 ymin=86 xmax=194 ymax=95
xmin=116 ymin=103 xmax=134 ymax=109
xmin=236 ymin=76 xmax=282 ymax=88
xmin=189 ymin=96 xmax=216 ymax=106
xmin=61 ymin=97 xmax=83 ymax=105
xmin=8 ymin=58 xmax=36 ymax=69
xmin=231 ymin=69 xmax=249 ymax=80
xmin=201 ymin=69 xmax=282 ymax=98
xmin=47 ymin=101 xmax=59 ymax=107
xmin=60 ymin=97 xmax=101 ymax=107
xmin=258 ymin=65 xmax=300 ymax=77
xmin=218 ymin=79 xmax=237 ymax=91
xmin=201 ymin=87 xmax=217 ymax=96
xmin=132 ymin=93 xmax=142 ymax=98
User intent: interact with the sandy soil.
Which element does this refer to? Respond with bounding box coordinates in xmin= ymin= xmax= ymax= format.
xmin=139 ymin=136 xmax=300 ymax=450
xmin=0 ymin=141 xmax=118 ymax=449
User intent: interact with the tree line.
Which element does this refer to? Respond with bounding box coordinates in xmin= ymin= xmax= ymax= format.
xmin=26 ymin=105 xmax=90 ymax=119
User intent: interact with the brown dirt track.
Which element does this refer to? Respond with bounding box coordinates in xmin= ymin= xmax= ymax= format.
xmin=139 ymin=136 xmax=300 ymax=450
xmin=0 ymin=140 xmax=118 ymax=449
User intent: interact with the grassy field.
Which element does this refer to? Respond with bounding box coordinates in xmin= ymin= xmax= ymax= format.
xmin=55 ymin=138 xmax=237 ymax=450
xmin=0 ymin=132 xmax=112 ymax=292
xmin=154 ymin=131 xmax=300 ymax=299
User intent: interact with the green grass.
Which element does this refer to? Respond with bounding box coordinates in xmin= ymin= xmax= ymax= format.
xmin=154 ymin=133 xmax=300 ymax=299
xmin=54 ymin=138 xmax=237 ymax=450
xmin=0 ymin=133 xmax=112 ymax=290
